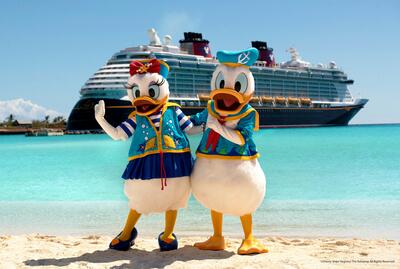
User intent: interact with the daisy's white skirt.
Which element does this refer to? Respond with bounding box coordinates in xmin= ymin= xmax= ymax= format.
xmin=124 ymin=176 xmax=190 ymax=214
xmin=191 ymin=158 xmax=266 ymax=216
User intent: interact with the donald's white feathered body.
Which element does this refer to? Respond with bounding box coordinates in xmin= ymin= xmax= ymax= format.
xmin=191 ymin=128 xmax=266 ymax=217
xmin=190 ymin=48 xmax=268 ymax=255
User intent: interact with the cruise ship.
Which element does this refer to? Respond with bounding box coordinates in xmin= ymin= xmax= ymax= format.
xmin=67 ymin=29 xmax=368 ymax=130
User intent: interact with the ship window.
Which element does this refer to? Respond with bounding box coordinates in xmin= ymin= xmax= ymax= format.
xmin=129 ymin=55 xmax=148 ymax=59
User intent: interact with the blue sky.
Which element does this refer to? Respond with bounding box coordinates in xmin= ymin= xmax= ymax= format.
xmin=0 ymin=0 xmax=399 ymax=123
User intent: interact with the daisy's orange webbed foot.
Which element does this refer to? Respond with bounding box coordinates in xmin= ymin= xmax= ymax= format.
xmin=238 ymin=237 xmax=268 ymax=255
xmin=110 ymin=237 xmax=120 ymax=246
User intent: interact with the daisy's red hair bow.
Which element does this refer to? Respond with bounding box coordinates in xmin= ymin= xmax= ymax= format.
xmin=129 ymin=59 xmax=161 ymax=76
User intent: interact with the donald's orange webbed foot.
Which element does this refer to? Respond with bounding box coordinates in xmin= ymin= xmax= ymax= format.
xmin=194 ymin=236 xmax=226 ymax=251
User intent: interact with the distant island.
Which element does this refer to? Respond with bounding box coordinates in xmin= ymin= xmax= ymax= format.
xmin=0 ymin=114 xmax=66 ymax=135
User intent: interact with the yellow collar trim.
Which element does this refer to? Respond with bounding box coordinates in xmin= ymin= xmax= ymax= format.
xmin=161 ymin=102 xmax=180 ymax=114
xmin=235 ymin=130 xmax=245 ymax=146
xmin=128 ymin=111 xmax=136 ymax=120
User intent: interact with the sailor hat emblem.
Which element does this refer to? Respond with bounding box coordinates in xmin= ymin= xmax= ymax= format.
xmin=129 ymin=59 xmax=170 ymax=78
xmin=216 ymin=48 xmax=259 ymax=67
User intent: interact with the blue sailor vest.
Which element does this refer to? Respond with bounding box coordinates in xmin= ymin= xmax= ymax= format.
xmin=128 ymin=103 xmax=191 ymax=161
xmin=190 ymin=101 xmax=260 ymax=160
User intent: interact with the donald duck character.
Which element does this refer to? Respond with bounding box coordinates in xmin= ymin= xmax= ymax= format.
xmin=190 ymin=48 xmax=268 ymax=255
xmin=94 ymin=58 xmax=193 ymax=251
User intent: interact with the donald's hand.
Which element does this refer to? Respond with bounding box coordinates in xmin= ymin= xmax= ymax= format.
xmin=94 ymin=100 xmax=106 ymax=119
xmin=206 ymin=114 xmax=244 ymax=146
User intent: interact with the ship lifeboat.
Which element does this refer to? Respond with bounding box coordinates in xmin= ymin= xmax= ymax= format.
xmin=300 ymin=97 xmax=311 ymax=106
xmin=274 ymin=96 xmax=287 ymax=105
xmin=250 ymin=96 xmax=260 ymax=103
xmin=198 ymin=94 xmax=210 ymax=101
xmin=288 ymin=97 xmax=300 ymax=106
xmin=261 ymin=96 xmax=274 ymax=103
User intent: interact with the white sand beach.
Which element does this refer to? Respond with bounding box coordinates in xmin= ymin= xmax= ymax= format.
xmin=1 ymin=235 xmax=398 ymax=269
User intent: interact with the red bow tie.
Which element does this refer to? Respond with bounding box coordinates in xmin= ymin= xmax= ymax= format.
xmin=129 ymin=59 xmax=161 ymax=76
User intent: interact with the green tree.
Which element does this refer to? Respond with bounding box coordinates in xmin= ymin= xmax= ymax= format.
xmin=32 ymin=120 xmax=43 ymax=129
xmin=52 ymin=116 xmax=66 ymax=124
xmin=43 ymin=115 xmax=50 ymax=127
xmin=6 ymin=114 xmax=14 ymax=125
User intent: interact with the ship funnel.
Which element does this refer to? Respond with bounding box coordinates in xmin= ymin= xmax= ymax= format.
xmin=148 ymin=28 xmax=162 ymax=46
xmin=179 ymin=32 xmax=212 ymax=58
xmin=251 ymin=41 xmax=275 ymax=67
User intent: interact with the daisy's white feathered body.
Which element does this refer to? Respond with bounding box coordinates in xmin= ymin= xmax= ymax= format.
xmin=124 ymin=177 xmax=191 ymax=214
xmin=94 ymin=58 xmax=193 ymax=251
xmin=96 ymin=62 xmax=192 ymax=214
xmin=121 ymin=64 xmax=192 ymax=214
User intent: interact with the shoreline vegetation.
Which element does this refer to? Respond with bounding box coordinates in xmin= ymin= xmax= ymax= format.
xmin=0 ymin=114 xmax=66 ymax=135
xmin=1 ymin=113 xmax=399 ymax=135
xmin=0 ymin=113 xmax=106 ymax=135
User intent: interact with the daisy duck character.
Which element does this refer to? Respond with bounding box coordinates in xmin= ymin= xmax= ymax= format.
xmin=94 ymin=59 xmax=193 ymax=251
xmin=190 ymin=48 xmax=268 ymax=255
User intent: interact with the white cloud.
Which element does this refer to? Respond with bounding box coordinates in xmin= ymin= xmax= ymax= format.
xmin=158 ymin=12 xmax=201 ymax=42
xmin=0 ymin=98 xmax=63 ymax=122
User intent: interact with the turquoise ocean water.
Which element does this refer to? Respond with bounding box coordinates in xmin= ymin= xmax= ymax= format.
xmin=1 ymin=125 xmax=399 ymax=239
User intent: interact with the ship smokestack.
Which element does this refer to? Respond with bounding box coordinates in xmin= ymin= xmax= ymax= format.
xmin=251 ymin=41 xmax=275 ymax=67
xmin=179 ymin=32 xmax=212 ymax=58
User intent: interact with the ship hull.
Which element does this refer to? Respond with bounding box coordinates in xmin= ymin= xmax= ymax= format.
xmin=67 ymin=98 xmax=365 ymax=131
xmin=183 ymin=105 xmax=364 ymax=128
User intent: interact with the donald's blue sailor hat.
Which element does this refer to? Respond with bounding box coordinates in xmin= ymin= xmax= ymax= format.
xmin=216 ymin=48 xmax=259 ymax=67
